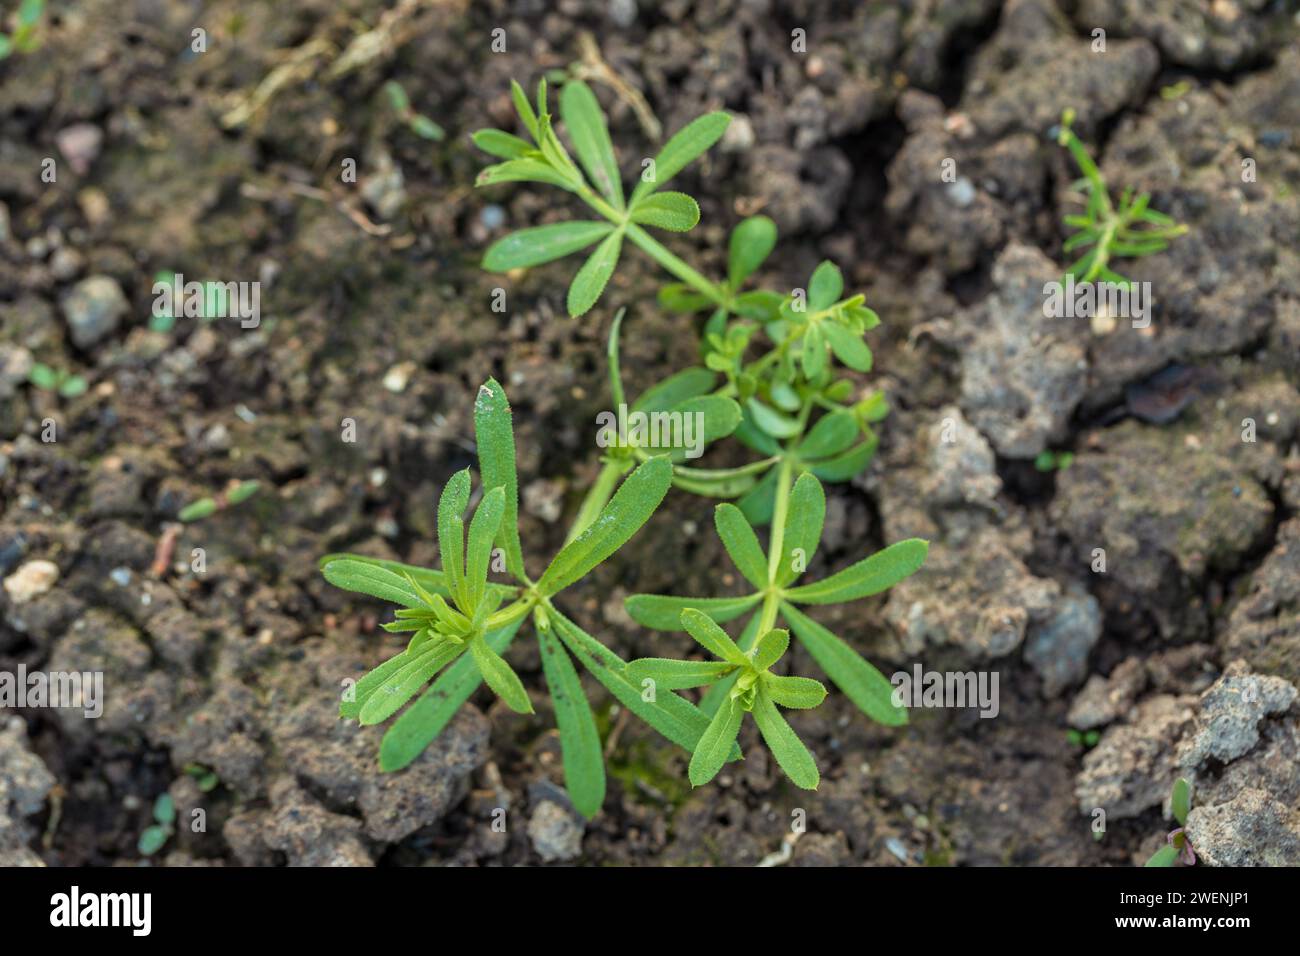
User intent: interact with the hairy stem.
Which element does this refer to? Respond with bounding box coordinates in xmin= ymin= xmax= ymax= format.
xmin=624 ymin=224 xmax=728 ymax=307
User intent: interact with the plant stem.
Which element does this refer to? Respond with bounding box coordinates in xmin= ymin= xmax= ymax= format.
xmin=625 ymin=223 xmax=728 ymax=307
xmin=757 ymin=456 xmax=795 ymax=635
xmin=565 ymin=457 xmax=631 ymax=544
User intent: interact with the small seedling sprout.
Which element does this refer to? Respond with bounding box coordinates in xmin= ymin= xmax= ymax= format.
xmin=1056 ymin=107 xmax=1189 ymax=286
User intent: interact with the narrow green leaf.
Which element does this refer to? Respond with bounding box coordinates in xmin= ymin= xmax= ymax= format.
xmin=538 ymin=623 xmax=605 ymax=818
xmin=631 ymin=112 xmax=731 ymax=202
xmin=688 ymin=696 xmax=744 ymax=787
xmin=680 ymin=608 xmax=749 ymax=666
xmin=317 ymin=554 xmax=521 ymax=600
xmin=567 ymin=227 xmax=624 ymax=318
xmin=659 ymin=283 xmax=712 ymax=313
xmin=510 ymin=79 xmax=540 ymax=140
xmin=780 ymin=602 xmax=905 ymax=726
xmin=482 ymin=221 xmax=613 ymax=271
xmin=632 ymin=367 xmax=716 ymax=413
xmin=764 ymin=674 xmax=826 ymax=709
xmin=476 ymin=159 xmax=577 ymax=191
xmin=797 ymin=411 xmax=858 ymax=460
xmin=807 ymin=437 xmax=878 ymax=482
xmin=801 ymin=324 xmax=826 ymax=380
xmin=342 ymin=649 xmax=417 ymax=719
xmin=624 ymin=592 xmax=762 ymax=630
xmin=473 ymin=379 xmax=526 ymax=580
xmin=713 ymin=503 xmax=768 ymax=589
xmin=359 ymin=642 xmax=464 ymax=725
xmin=752 ymin=628 xmax=789 ymax=671
xmin=437 ymin=469 xmax=471 ymax=595
xmin=808 ymin=261 xmax=843 ymax=312
xmin=538 ymin=456 xmax=672 ymax=596
xmin=746 ymin=398 xmax=801 ymax=439
xmin=635 ymin=395 xmax=740 ymax=461
xmin=465 ymin=486 xmax=505 ymax=610
xmin=733 ymin=289 xmax=784 ymax=321
xmin=728 ymin=216 xmax=777 ymax=287
xmin=550 ymin=611 xmax=734 ymax=757
xmin=559 ymin=80 xmax=624 ymax=209
xmin=472 ymin=129 xmax=534 ymax=160
xmin=776 ymin=472 xmax=825 ymax=587
xmin=822 ymin=322 xmax=872 ymax=372
xmin=625 ymin=658 xmax=736 ymax=690
xmin=469 ymin=635 xmax=533 ymax=714
xmin=752 ymin=692 xmax=819 ymax=789
xmin=671 ymin=467 xmax=759 ymax=498
xmin=379 ymin=619 xmax=522 ymax=771
xmin=783 ymin=538 xmax=928 ymax=605
xmin=323 ymin=559 xmax=423 ymax=609
xmin=1145 ymin=845 xmax=1180 ymax=867
xmin=630 ymin=191 xmax=700 ymax=232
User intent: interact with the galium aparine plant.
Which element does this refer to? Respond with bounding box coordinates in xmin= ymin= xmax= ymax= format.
xmin=320 ymin=77 xmax=928 ymax=813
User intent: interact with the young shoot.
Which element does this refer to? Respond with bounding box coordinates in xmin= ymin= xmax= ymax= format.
xmin=1056 ymin=107 xmax=1188 ymax=286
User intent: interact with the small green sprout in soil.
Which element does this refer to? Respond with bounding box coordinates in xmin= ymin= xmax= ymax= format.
xmin=1065 ymin=727 xmax=1099 ymax=748
xmin=183 ymin=763 xmax=220 ymax=793
xmin=137 ymin=793 xmax=175 ymax=857
xmin=319 ymin=80 xmax=928 ymax=813
xmin=383 ymin=80 xmax=445 ymax=142
xmin=27 ymin=362 xmax=88 ymax=399
xmin=1056 ymin=108 xmax=1188 ymax=286
xmin=179 ymin=479 xmax=260 ymax=522
xmin=1145 ymin=777 xmax=1196 ymax=867
xmin=150 ymin=270 xmax=235 ymax=331
xmin=1034 ymin=449 xmax=1074 ymax=472
xmin=0 ymin=0 xmax=44 ymax=60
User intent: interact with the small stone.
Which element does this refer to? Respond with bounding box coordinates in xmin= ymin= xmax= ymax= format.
xmin=608 ymin=0 xmax=637 ymax=28
xmin=382 ymin=360 xmax=417 ymax=393
xmin=55 ymin=124 xmax=104 ymax=176
xmin=0 ymin=345 xmax=34 ymax=400
xmin=61 ymin=275 xmax=128 ymax=349
xmin=527 ymin=800 xmax=584 ymax=862
xmin=945 ymin=177 xmax=976 ymax=208
xmin=479 ymin=204 xmax=505 ymax=231
xmin=49 ymin=247 xmax=84 ymax=281
xmin=3 ymin=560 xmax=60 ymax=604
xmin=721 ymin=114 xmax=756 ymax=153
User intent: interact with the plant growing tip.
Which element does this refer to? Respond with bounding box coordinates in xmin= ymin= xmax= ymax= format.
xmin=1144 ymin=777 xmax=1197 ymax=866
xmin=475 ymin=77 xmax=728 ymax=317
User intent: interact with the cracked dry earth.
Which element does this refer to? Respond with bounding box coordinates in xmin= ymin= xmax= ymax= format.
xmin=2 ymin=0 xmax=1299 ymax=867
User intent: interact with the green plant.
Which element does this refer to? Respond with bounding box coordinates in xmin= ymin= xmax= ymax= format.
xmin=625 ymin=477 xmax=927 ymax=746
xmin=137 ymin=793 xmax=175 ymax=857
xmin=383 ymin=81 xmax=444 ymax=142
xmin=0 ymin=0 xmax=44 ymax=60
xmin=1065 ymin=727 xmax=1099 ymax=748
xmin=150 ymin=270 xmax=233 ymax=331
xmin=183 ymin=763 xmax=220 ymax=793
xmin=1034 ymin=449 xmax=1074 ymax=472
xmin=318 ymin=81 xmax=928 ymax=814
xmin=28 ymin=363 xmax=87 ymax=399
xmin=1056 ymin=107 xmax=1188 ymax=286
xmin=629 ymin=611 xmax=826 ymax=789
xmin=179 ymin=480 xmax=260 ymax=522
xmin=1144 ymin=777 xmax=1196 ymax=866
